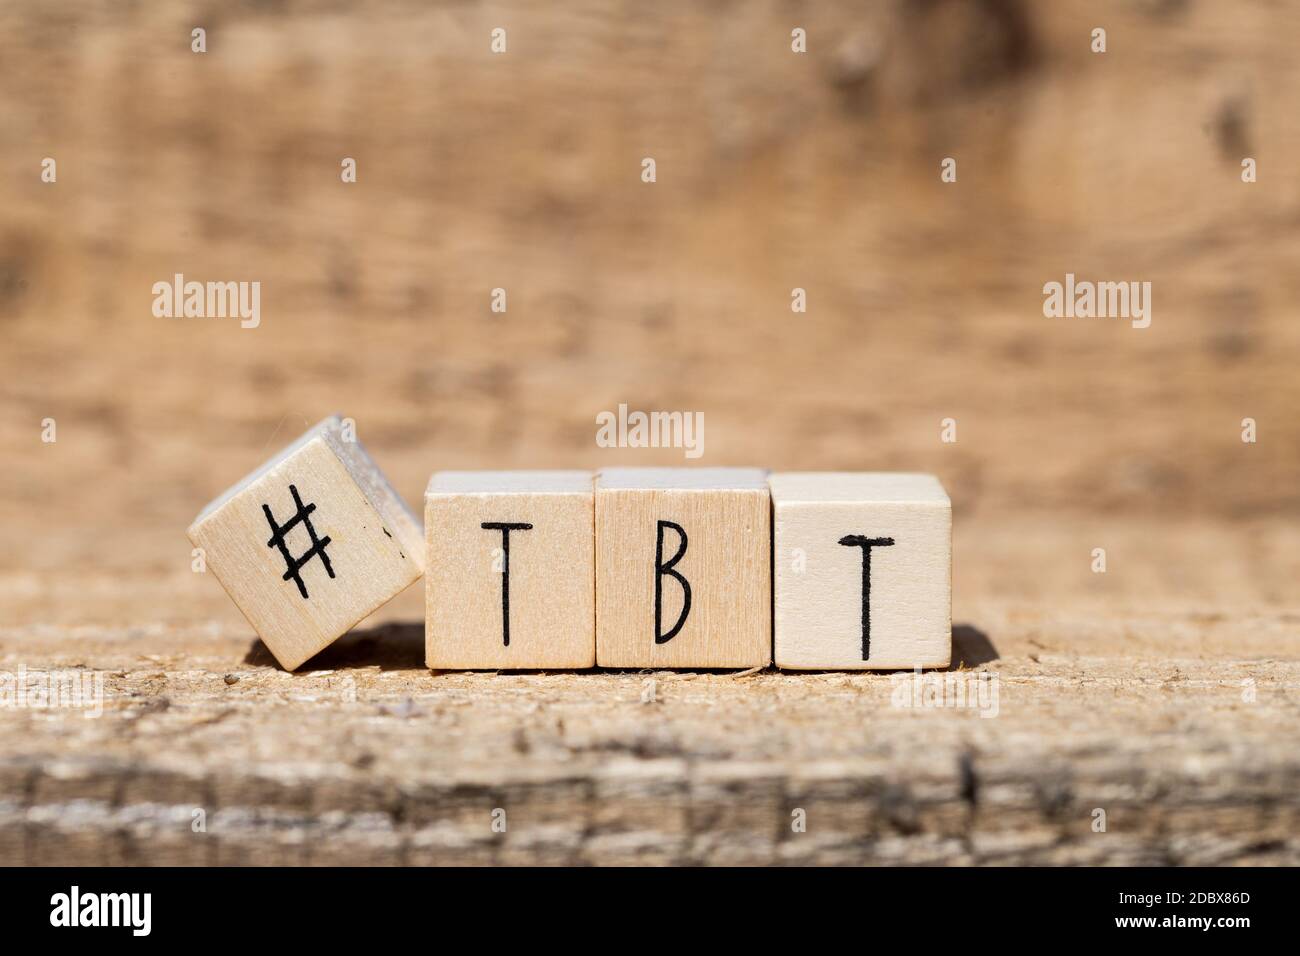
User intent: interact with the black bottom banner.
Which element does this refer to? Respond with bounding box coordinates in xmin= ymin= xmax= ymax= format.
xmin=0 ymin=865 xmax=1280 ymax=941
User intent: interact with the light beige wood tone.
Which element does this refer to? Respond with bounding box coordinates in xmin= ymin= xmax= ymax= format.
xmin=595 ymin=468 xmax=770 ymax=668
xmin=770 ymin=472 xmax=950 ymax=670
xmin=8 ymin=514 xmax=1300 ymax=865
xmin=425 ymin=471 xmax=595 ymax=670
xmin=187 ymin=416 xmax=423 ymax=670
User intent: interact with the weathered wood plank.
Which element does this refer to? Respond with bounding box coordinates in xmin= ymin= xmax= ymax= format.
xmin=2 ymin=605 xmax=1297 ymax=865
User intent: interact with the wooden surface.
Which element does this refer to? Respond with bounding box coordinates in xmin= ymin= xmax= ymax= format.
xmin=0 ymin=1 xmax=1298 ymax=864
xmin=2 ymin=514 xmax=1297 ymax=865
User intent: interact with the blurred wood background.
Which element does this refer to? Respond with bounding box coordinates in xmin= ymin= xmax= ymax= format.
xmin=0 ymin=0 xmax=1297 ymax=863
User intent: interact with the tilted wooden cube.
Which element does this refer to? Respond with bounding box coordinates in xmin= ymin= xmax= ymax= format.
xmin=770 ymin=472 xmax=951 ymax=670
xmin=425 ymin=471 xmax=595 ymax=670
xmin=187 ymin=415 xmax=424 ymax=670
xmin=595 ymin=468 xmax=771 ymax=668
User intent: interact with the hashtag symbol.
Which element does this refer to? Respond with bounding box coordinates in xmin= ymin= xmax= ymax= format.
xmin=262 ymin=484 xmax=336 ymax=599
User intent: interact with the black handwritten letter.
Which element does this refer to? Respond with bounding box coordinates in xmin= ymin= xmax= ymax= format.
xmin=482 ymin=522 xmax=533 ymax=646
xmin=655 ymin=520 xmax=691 ymax=644
xmin=838 ymin=535 xmax=895 ymax=661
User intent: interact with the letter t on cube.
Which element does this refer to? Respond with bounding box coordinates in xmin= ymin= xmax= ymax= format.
xmin=425 ymin=471 xmax=595 ymax=669
xmin=770 ymin=473 xmax=951 ymax=670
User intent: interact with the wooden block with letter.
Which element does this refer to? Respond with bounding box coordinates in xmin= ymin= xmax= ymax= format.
xmin=187 ymin=415 xmax=424 ymax=670
xmin=425 ymin=471 xmax=595 ymax=669
xmin=595 ymin=468 xmax=771 ymax=668
xmin=770 ymin=472 xmax=950 ymax=670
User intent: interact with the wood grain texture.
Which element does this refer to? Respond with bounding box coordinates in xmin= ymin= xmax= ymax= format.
xmin=771 ymin=473 xmax=951 ymax=670
xmin=188 ymin=417 xmax=423 ymax=670
xmin=425 ymin=471 xmax=595 ymax=669
xmin=1 ymin=514 xmax=1297 ymax=865
xmin=595 ymin=469 xmax=771 ymax=668
xmin=1 ymin=602 xmax=1298 ymax=866
xmin=0 ymin=2 xmax=1298 ymax=866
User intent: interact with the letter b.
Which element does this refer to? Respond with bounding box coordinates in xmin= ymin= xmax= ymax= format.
xmin=654 ymin=520 xmax=691 ymax=643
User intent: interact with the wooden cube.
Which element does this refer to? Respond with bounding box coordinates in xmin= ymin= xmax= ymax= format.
xmin=187 ymin=416 xmax=424 ymax=670
xmin=595 ymin=468 xmax=770 ymax=668
xmin=424 ymin=471 xmax=595 ymax=669
xmin=770 ymin=472 xmax=950 ymax=670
